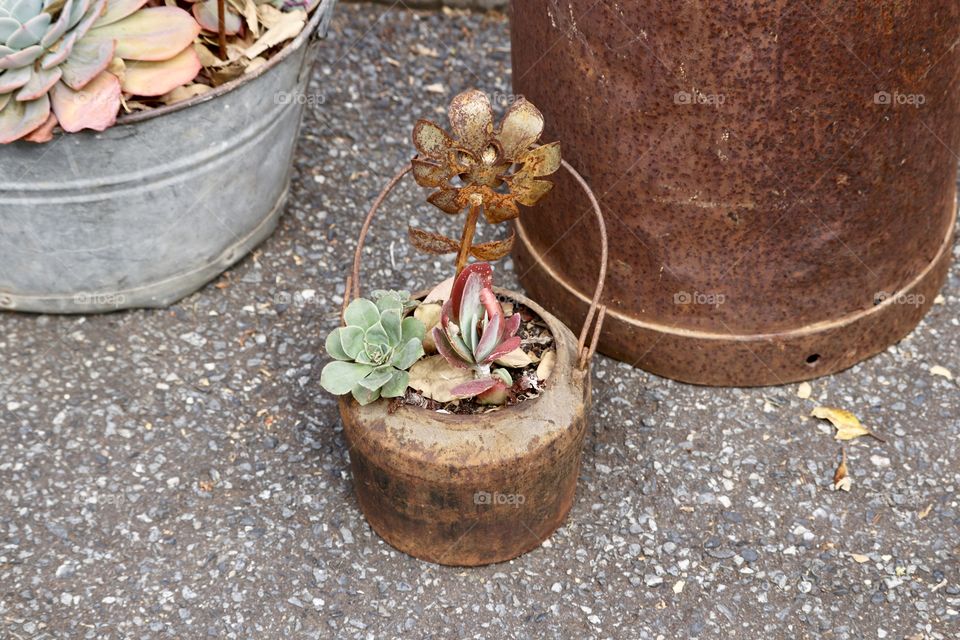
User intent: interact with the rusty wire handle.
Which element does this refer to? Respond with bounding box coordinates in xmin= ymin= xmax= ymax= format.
xmin=559 ymin=159 xmax=608 ymax=370
xmin=342 ymin=159 xmax=608 ymax=371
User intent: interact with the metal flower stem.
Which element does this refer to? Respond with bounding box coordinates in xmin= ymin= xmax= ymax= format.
xmin=217 ymin=0 xmax=227 ymax=58
xmin=455 ymin=200 xmax=482 ymax=276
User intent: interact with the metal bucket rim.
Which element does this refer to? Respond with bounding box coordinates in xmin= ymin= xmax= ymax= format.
xmin=115 ymin=0 xmax=331 ymax=127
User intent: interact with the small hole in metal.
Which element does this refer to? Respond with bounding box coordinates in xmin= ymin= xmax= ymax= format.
xmin=806 ymin=353 xmax=821 ymax=366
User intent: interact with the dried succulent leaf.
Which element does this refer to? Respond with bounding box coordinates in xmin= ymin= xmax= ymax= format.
xmin=414 ymin=303 xmax=442 ymax=354
xmin=408 ymin=226 xmax=459 ymax=255
xmin=407 ymin=354 xmax=475 ymax=403
xmin=536 ymin=349 xmax=556 ymax=381
xmin=423 ymin=277 xmax=454 ymax=304
xmin=494 ymin=347 xmax=534 ymax=368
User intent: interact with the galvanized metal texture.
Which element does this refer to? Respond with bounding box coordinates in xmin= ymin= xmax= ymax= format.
xmin=340 ymin=288 xmax=589 ymax=566
xmin=0 ymin=0 xmax=336 ymax=314
xmin=510 ymin=0 xmax=960 ymax=385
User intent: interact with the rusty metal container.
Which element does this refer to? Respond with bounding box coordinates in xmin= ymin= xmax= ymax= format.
xmin=335 ymin=160 xmax=607 ymax=566
xmin=340 ymin=289 xmax=590 ymax=566
xmin=510 ymin=1 xmax=960 ymax=385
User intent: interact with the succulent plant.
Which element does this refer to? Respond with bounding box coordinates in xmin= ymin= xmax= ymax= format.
xmin=369 ymin=289 xmax=419 ymax=314
xmin=0 ymin=0 xmax=201 ymax=143
xmin=433 ymin=262 xmax=521 ymax=400
xmin=321 ymin=292 xmax=426 ymax=405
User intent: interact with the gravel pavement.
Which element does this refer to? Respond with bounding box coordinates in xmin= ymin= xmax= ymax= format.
xmin=1 ymin=5 xmax=959 ymax=639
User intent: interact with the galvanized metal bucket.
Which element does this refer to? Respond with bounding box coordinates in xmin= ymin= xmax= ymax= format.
xmin=0 ymin=0 xmax=336 ymax=313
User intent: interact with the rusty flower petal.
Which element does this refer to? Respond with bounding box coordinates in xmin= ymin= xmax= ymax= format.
xmin=427 ymin=188 xmax=463 ymax=214
xmin=516 ymin=141 xmax=561 ymax=177
xmin=413 ymin=118 xmax=455 ymax=158
xmin=469 ymin=229 xmax=515 ymax=260
xmin=408 ymin=226 xmax=460 ymax=254
xmin=510 ymin=176 xmax=554 ymax=206
xmin=448 ymin=89 xmax=494 ymax=155
xmin=482 ymin=190 xmax=521 ymax=223
xmin=412 ymin=157 xmax=452 ymax=188
xmin=498 ymin=97 xmax=545 ymax=159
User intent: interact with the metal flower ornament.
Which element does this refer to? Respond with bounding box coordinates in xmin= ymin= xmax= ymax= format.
xmin=408 ymin=89 xmax=561 ymax=275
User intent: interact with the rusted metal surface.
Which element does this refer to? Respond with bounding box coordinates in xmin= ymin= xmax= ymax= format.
xmin=339 ymin=289 xmax=589 ymax=566
xmin=407 ymin=89 xmax=562 ymax=274
xmin=510 ymin=0 xmax=960 ymax=385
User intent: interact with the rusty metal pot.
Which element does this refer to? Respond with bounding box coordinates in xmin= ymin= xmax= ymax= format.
xmin=509 ymin=1 xmax=959 ymax=385
xmin=335 ymin=161 xmax=606 ymax=566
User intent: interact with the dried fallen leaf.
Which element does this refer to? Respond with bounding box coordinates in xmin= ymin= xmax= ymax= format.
xmin=495 ymin=347 xmax=535 ymax=368
xmin=160 ymin=83 xmax=211 ymax=106
xmin=245 ymin=10 xmax=306 ymax=60
xmin=918 ymin=503 xmax=932 ymax=519
xmin=242 ymin=0 xmax=259 ymax=39
xmin=833 ymin=447 xmax=852 ymax=491
xmin=811 ymin=406 xmax=883 ymax=442
xmin=407 ymin=355 xmax=474 ymax=403
xmin=423 ymin=277 xmax=453 ymax=304
xmin=797 ymin=381 xmax=812 ymax=399
xmin=929 ymin=365 xmax=953 ymax=380
xmin=536 ymin=350 xmax=556 ymax=381
xmin=849 ymin=553 xmax=869 ymax=563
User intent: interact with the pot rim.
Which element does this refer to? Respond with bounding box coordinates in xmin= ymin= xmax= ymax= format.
xmin=115 ymin=0 xmax=330 ymax=127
